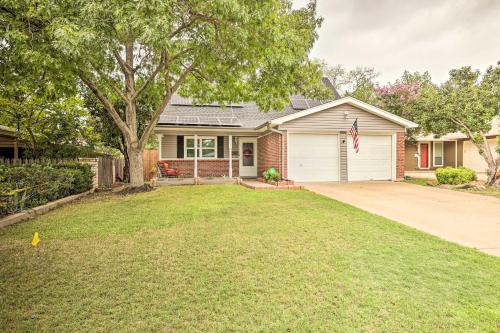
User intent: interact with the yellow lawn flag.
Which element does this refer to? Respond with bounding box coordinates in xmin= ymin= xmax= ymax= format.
xmin=31 ymin=232 xmax=40 ymax=247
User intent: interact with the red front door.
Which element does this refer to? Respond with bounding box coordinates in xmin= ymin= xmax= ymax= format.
xmin=420 ymin=143 xmax=429 ymax=168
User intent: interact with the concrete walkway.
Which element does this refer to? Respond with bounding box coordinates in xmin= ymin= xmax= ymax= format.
xmin=302 ymin=181 xmax=500 ymax=257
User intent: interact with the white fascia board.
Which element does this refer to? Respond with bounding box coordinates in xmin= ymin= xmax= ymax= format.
xmin=270 ymin=96 xmax=419 ymax=129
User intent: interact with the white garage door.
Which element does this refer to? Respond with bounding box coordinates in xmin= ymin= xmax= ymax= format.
xmin=288 ymin=133 xmax=339 ymax=182
xmin=347 ymin=135 xmax=393 ymax=181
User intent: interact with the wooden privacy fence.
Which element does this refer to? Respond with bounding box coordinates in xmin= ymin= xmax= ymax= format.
xmin=114 ymin=157 xmax=124 ymax=182
xmin=143 ymin=149 xmax=159 ymax=181
xmin=97 ymin=156 xmax=114 ymax=188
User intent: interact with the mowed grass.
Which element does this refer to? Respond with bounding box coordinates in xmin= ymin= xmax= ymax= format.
xmin=0 ymin=185 xmax=499 ymax=332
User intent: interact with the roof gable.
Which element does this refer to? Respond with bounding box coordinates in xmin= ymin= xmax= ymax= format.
xmin=270 ymin=97 xmax=418 ymax=129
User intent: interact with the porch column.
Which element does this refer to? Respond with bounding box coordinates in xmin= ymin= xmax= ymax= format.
xmin=194 ymin=134 xmax=198 ymax=178
xmin=157 ymin=134 xmax=163 ymax=160
xmin=228 ymin=135 xmax=233 ymax=178
xmin=454 ymin=140 xmax=458 ymax=167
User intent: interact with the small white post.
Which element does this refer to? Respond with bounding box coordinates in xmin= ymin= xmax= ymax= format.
xmin=157 ymin=134 xmax=163 ymax=160
xmin=455 ymin=140 xmax=458 ymax=167
xmin=194 ymin=134 xmax=198 ymax=178
xmin=228 ymin=135 xmax=233 ymax=178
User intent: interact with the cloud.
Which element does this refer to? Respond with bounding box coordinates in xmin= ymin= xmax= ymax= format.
xmin=294 ymin=0 xmax=500 ymax=83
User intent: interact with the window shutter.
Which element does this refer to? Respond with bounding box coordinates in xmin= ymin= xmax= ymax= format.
xmin=177 ymin=136 xmax=184 ymax=158
xmin=217 ymin=136 xmax=224 ymax=158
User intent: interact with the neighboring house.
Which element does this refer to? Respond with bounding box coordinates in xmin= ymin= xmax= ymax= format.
xmin=0 ymin=125 xmax=25 ymax=160
xmin=153 ymin=79 xmax=417 ymax=182
xmin=405 ymin=118 xmax=499 ymax=179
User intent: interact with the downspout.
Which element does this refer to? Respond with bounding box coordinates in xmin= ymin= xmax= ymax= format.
xmin=269 ymin=126 xmax=285 ymax=179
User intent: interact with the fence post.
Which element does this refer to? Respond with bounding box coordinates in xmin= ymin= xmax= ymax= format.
xmin=78 ymin=158 xmax=99 ymax=189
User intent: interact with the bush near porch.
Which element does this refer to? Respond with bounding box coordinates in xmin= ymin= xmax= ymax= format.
xmin=435 ymin=167 xmax=476 ymax=185
xmin=0 ymin=185 xmax=498 ymax=332
xmin=0 ymin=163 xmax=93 ymax=216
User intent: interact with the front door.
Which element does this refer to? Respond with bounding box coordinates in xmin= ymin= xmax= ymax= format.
xmin=419 ymin=143 xmax=429 ymax=169
xmin=239 ymin=138 xmax=257 ymax=178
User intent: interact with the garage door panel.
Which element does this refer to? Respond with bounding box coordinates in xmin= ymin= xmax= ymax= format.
xmin=347 ymin=135 xmax=392 ymax=181
xmin=288 ymin=134 xmax=339 ymax=182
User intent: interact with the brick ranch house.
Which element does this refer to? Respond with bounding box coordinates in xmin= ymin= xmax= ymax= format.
xmin=154 ymin=80 xmax=417 ymax=182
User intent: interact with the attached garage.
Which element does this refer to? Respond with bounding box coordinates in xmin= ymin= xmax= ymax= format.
xmin=288 ymin=133 xmax=339 ymax=182
xmin=347 ymin=135 xmax=393 ymax=181
xmin=273 ymin=97 xmax=417 ymax=182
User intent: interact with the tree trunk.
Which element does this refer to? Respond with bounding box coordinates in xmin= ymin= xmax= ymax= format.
xmin=118 ymin=136 xmax=130 ymax=182
xmin=472 ymin=134 xmax=498 ymax=186
xmin=122 ymin=151 xmax=130 ymax=183
xmin=128 ymin=144 xmax=144 ymax=187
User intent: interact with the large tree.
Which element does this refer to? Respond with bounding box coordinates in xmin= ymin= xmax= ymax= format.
xmin=319 ymin=61 xmax=379 ymax=103
xmin=417 ymin=63 xmax=500 ymax=185
xmin=1 ymin=0 xmax=329 ymax=187
xmin=374 ymin=71 xmax=435 ymax=142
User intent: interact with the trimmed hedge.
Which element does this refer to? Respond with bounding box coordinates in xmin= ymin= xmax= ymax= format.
xmin=0 ymin=162 xmax=93 ymax=216
xmin=435 ymin=167 xmax=476 ymax=185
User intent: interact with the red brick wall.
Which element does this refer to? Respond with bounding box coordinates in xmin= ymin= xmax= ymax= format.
xmin=161 ymin=159 xmax=238 ymax=178
xmin=396 ymin=132 xmax=405 ymax=179
xmin=257 ymin=131 xmax=287 ymax=178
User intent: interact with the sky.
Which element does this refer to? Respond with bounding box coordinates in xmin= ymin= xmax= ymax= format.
xmin=293 ymin=0 xmax=500 ymax=84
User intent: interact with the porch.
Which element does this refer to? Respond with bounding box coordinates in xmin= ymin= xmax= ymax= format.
xmin=155 ymin=131 xmax=265 ymax=179
xmin=406 ymin=140 xmax=463 ymax=171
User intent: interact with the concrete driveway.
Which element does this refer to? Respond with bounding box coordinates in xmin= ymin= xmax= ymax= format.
xmin=302 ymin=181 xmax=500 ymax=257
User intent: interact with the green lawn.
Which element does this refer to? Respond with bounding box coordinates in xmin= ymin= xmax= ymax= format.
xmin=1 ymin=185 xmax=499 ymax=332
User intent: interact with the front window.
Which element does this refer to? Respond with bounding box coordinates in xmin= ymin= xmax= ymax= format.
xmin=185 ymin=136 xmax=217 ymax=159
xmin=433 ymin=142 xmax=444 ymax=166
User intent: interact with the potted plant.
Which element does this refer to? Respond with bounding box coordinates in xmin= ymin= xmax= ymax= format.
xmin=261 ymin=167 xmax=294 ymax=186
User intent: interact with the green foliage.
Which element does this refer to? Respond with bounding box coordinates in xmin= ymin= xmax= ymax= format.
xmin=435 ymin=167 xmax=476 ymax=185
xmin=263 ymin=167 xmax=281 ymax=181
xmin=1 ymin=0 xmax=330 ymax=186
xmin=417 ymin=64 xmax=500 ymax=138
xmin=0 ymin=163 xmax=93 ymax=215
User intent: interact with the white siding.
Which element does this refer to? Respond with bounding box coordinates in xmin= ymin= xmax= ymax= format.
xmin=160 ymin=135 xmax=177 ymax=159
xmin=280 ymin=104 xmax=405 ymax=131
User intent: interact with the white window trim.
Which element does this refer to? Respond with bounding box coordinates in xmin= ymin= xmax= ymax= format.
xmin=433 ymin=141 xmax=444 ymax=167
xmin=184 ymin=136 xmax=218 ymax=159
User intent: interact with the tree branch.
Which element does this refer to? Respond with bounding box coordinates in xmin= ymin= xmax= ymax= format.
xmin=132 ymin=53 xmax=165 ymax=100
xmin=138 ymin=63 xmax=196 ymax=148
xmin=168 ymin=19 xmax=197 ymax=39
xmin=113 ymin=50 xmax=131 ymax=75
xmin=90 ymin=64 xmax=127 ymax=102
xmin=79 ymin=72 xmax=132 ymax=140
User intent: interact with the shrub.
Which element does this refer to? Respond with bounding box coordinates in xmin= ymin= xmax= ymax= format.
xmin=263 ymin=167 xmax=281 ymax=182
xmin=0 ymin=163 xmax=93 ymax=216
xmin=435 ymin=167 xmax=476 ymax=185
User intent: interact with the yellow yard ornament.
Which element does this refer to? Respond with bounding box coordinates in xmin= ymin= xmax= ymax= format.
xmin=31 ymin=232 xmax=40 ymax=247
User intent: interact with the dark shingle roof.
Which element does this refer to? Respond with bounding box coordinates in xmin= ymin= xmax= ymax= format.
xmin=158 ymin=78 xmax=340 ymax=129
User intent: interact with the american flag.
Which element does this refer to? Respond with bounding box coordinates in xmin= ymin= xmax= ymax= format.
xmin=349 ymin=119 xmax=359 ymax=153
